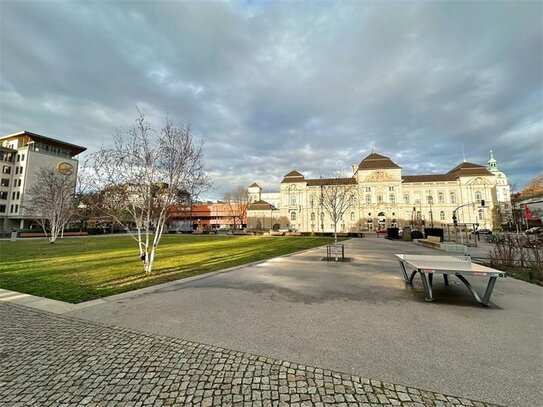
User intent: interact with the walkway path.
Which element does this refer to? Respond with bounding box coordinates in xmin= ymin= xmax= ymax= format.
xmin=1 ymin=302 xmax=496 ymax=407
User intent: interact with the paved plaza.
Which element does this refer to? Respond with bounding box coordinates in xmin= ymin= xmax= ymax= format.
xmin=1 ymin=237 xmax=542 ymax=406
xmin=2 ymin=302 xmax=497 ymax=407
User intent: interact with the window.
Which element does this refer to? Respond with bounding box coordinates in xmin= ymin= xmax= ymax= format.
xmin=0 ymin=205 xmax=5 ymax=213
xmin=311 ymin=212 xmax=315 ymax=221
xmin=21 ymin=154 xmax=25 ymax=161
xmin=475 ymin=191 xmax=482 ymax=203
xmin=404 ymin=194 xmax=409 ymax=204
xmin=365 ymin=187 xmax=371 ymax=192
xmin=2 ymin=166 xmax=10 ymax=174
xmin=440 ymin=211 xmax=445 ymax=221
xmin=18 ymin=179 xmax=22 ymax=187
xmin=388 ymin=186 xmax=395 ymax=192
xmin=377 ymin=195 xmax=383 ymax=203
xmin=290 ymin=211 xmax=297 ymax=221
xmin=366 ymin=195 xmax=371 ymax=205
xmin=478 ymin=209 xmax=484 ymax=221
xmin=16 ymin=191 xmax=20 ymax=200
xmin=427 ymin=195 xmax=433 ymax=204
xmin=290 ymin=196 xmax=296 ymax=206
xmin=389 ymin=194 xmax=395 ymax=204
xmin=368 ymin=212 xmax=372 ymax=216
xmin=350 ymin=212 xmax=355 ymax=221
xmin=1 ymin=179 xmax=9 ymax=187
xmin=414 ymin=193 xmax=421 ymax=204
xmin=438 ymin=192 xmax=444 ymax=204
xmin=19 ymin=167 xmax=23 ymax=175
xmin=11 ymin=191 xmax=15 ymax=200
xmin=450 ymin=192 xmax=456 ymax=204
xmin=366 ymin=219 xmax=373 ymax=231
xmin=0 ymin=191 xmax=7 ymax=200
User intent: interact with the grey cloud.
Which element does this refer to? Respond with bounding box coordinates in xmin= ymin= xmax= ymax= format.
xmin=1 ymin=0 xmax=541 ymax=198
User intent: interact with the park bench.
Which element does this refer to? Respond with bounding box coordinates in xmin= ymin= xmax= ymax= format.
xmin=417 ymin=235 xmax=441 ymax=249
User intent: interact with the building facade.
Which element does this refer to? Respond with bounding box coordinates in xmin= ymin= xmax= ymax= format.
xmin=0 ymin=131 xmax=86 ymax=231
xmin=248 ymin=152 xmax=511 ymax=232
xmin=168 ymin=202 xmax=248 ymax=231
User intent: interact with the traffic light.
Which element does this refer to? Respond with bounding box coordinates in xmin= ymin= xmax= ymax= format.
xmin=452 ymin=214 xmax=458 ymax=226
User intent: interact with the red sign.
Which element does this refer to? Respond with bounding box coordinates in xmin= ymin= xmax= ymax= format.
xmin=524 ymin=204 xmax=533 ymax=221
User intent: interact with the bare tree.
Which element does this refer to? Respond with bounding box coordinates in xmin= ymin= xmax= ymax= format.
xmin=24 ymin=168 xmax=78 ymax=243
xmin=223 ymin=186 xmax=249 ymax=229
xmin=90 ymin=110 xmax=210 ymax=273
xmin=319 ymin=173 xmax=357 ymax=243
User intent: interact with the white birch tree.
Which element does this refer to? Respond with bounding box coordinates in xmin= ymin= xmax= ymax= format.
xmin=90 ymin=111 xmax=210 ymax=273
xmin=319 ymin=174 xmax=357 ymax=243
xmin=24 ymin=167 xmax=78 ymax=243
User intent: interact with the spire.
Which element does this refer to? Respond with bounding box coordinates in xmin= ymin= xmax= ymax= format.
xmin=487 ymin=149 xmax=498 ymax=172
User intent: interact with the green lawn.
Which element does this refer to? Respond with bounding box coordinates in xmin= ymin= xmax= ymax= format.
xmin=0 ymin=235 xmax=334 ymax=303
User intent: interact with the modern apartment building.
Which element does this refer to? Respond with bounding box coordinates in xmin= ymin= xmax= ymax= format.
xmin=0 ymin=131 xmax=86 ymax=231
xmin=247 ymin=152 xmax=512 ymax=232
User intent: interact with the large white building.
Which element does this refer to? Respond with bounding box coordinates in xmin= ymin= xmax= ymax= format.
xmin=248 ymin=152 xmax=511 ymax=232
xmin=0 ymin=131 xmax=86 ymax=231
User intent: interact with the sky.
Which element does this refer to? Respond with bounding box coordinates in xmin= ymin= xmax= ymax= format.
xmin=1 ymin=0 xmax=542 ymax=199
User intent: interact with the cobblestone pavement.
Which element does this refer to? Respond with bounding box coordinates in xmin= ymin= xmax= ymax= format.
xmin=1 ymin=303 xmax=500 ymax=407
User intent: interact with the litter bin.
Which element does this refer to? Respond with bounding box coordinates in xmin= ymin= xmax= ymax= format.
xmin=10 ymin=230 xmax=18 ymax=242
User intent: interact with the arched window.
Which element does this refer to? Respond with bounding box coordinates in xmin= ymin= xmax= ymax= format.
xmin=450 ymin=192 xmax=456 ymax=204
xmin=389 ymin=194 xmax=395 ymax=204
xmin=350 ymin=212 xmax=355 ymax=221
xmin=440 ymin=211 xmax=445 ymax=221
xmin=311 ymin=212 xmax=315 ymax=221
xmin=377 ymin=212 xmax=386 ymax=217
xmin=438 ymin=192 xmax=444 ymax=204
xmin=290 ymin=211 xmax=297 ymax=221
xmin=478 ymin=209 xmax=484 ymax=221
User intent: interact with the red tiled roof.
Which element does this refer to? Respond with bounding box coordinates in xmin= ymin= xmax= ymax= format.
xmin=247 ymin=200 xmax=276 ymax=210
xmin=306 ymin=177 xmax=357 ymax=186
xmin=281 ymin=170 xmax=305 ymax=183
xmin=358 ymin=153 xmax=401 ymax=170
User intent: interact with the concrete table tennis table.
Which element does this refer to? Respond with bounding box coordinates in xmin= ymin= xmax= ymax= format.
xmin=395 ymin=254 xmax=506 ymax=306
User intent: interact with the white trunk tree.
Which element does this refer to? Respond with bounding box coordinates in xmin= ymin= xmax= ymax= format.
xmin=319 ymin=174 xmax=357 ymax=243
xmin=24 ymin=167 xmax=78 ymax=243
xmin=223 ymin=186 xmax=249 ymax=229
xmin=90 ymin=111 xmax=210 ymax=273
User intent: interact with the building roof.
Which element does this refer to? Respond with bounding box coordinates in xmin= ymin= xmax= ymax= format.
xmin=281 ymin=170 xmax=305 ymax=183
xmin=358 ymin=153 xmax=401 ymax=170
xmin=1 ymin=131 xmax=87 ymax=156
xmin=248 ymin=182 xmax=261 ymax=188
xmin=447 ymin=161 xmax=492 ymax=177
xmin=306 ymin=177 xmax=357 ymax=186
xmin=247 ymin=200 xmax=276 ymax=210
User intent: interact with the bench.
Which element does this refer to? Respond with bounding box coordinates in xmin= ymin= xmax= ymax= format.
xmin=417 ymin=235 xmax=441 ymax=248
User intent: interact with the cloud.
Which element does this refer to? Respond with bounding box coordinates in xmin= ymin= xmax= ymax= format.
xmin=1 ymin=0 xmax=541 ymax=198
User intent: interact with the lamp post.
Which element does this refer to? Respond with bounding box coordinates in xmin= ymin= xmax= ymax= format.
xmin=428 ymin=193 xmax=434 ymax=228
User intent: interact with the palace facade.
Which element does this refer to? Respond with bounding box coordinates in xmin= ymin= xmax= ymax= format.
xmin=247 ymin=152 xmax=511 ymax=232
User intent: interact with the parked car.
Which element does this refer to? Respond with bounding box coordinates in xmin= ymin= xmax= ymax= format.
xmin=473 ymin=228 xmax=492 ymax=235
xmin=525 ymin=227 xmax=543 ymax=235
